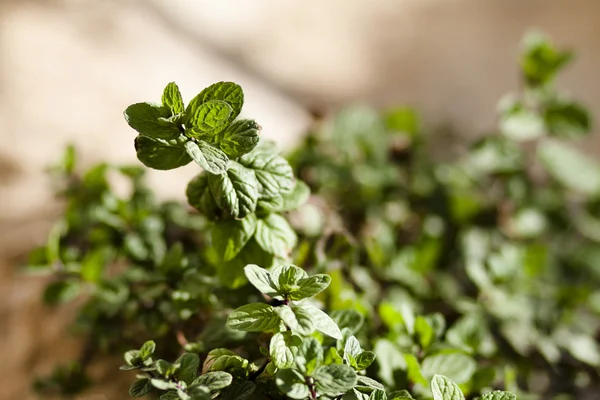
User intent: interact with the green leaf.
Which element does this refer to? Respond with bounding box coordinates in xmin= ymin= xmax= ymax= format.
xmin=219 ymin=119 xmax=261 ymax=158
xmin=124 ymin=102 xmax=181 ymax=139
xmin=480 ymin=391 xmax=517 ymax=400
xmin=421 ymin=353 xmax=476 ymax=384
xmin=275 ymin=368 xmax=310 ymax=400
xmin=239 ymin=149 xmax=295 ymax=198
xmin=278 ymin=181 xmax=311 ymax=212
xmin=537 ymin=138 xmax=600 ymax=195
xmin=243 ymin=264 xmax=280 ymax=298
xmin=191 ymin=372 xmax=233 ymax=391
xmin=211 ymin=215 xmax=257 ymax=261
xmin=292 ymin=274 xmax=331 ymax=300
xmin=313 ymin=364 xmax=357 ymax=396
xmin=254 ymin=213 xmax=297 ymax=257
xmin=388 ymin=390 xmax=414 ymax=400
xmin=162 ymin=82 xmax=185 ymax=115
xmin=187 ymin=100 xmax=233 ymax=137
xmin=177 ymin=353 xmax=200 ymax=384
xmin=184 ymin=140 xmax=229 ymax=174
xmin=203 ymin=349 xmax=248 ymax=378
xmin=369 ymin=389 xmax=387 ymax=400
xmin=151 ymin=378 xmax=176 ymax=390
xmin=373 ymin=339 xmax=405 ymax=386
xmin=219 ymin=240 xmax=273 ymax=289
xmin=520 ymin=32 xmax=573 ymax=87
xmin=129 ymin=378 xmax=153 ymax=398
xmin=300 ymin=304 xmax=343 ymax=340
xmin=43 ymin=280 xmax=80 ymax=305
xmin=189 ymin=386 xmax=212 ymax=400
xmin=344 ymin=336 xmax=363 ymax=364
xmin=186 ymin=82 xmax=244 ymax=126
xmin=270 ymin=332 xmax=298 ymax=369
xmin=160 ymin=391 xmax=180 ymax=400
xmin=226 ymin=303 xmax=280 ymax=332
xmin=186 ymin=173 xmax=220 ymax=218
xmin=355 ymin=376 xmax=385 ymax=391
xmin=134 ymin=134 xmax=192 ymax=170
xmin=139 ymin=340 xmax=156 ymax=360
xmin=405 ymin=353 xmax=427 ymax=386
xmin=217 ymin=381 xmax=256 ymax=400
xmin=430 ymin=375 xmax=465 ymax=400
xmin=296 ymin=337 xmax=323 ymax=375
xmin=544 ymin=99 xmax=591 ymax=138
xmin=275 ymin=305 xmax=315 ymax=336
xmin=355 ymin=352 xmax=376 ymax=371
xmin=330 ymin=310 xmax=364 ymax=334
xmin=209 ymin=161 xmax=259 ymax=219
xmin=156 ymin=360 xmax=180 ymax=378
xmin=271 ymin=264 xmax=307 ymax=296
xmin=414 ymin=316 xmax=435 ymax=349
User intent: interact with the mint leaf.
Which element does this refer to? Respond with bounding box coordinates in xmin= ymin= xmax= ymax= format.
xmin=191 ymin=372 xmax=233 ymax=391
xmin=124 ymin=102 xmax=180 ymax=139
xmin=344 ymin=336 xmax=363 ymax=365
xmin=278 ymin=181 xmax=311 ymax=212
xmin=275 ymin=368 xmax=309 ymax=400
xmin=129 ymin=379 xmax=152 ymax=398
xmin=134 ymin=134 xmax=191 ymax=170
xmin=481 ymin=391 xmax=517 ymax=400
xmin=219 ymin=119 xmax=261 ymax=158
xmin=211 ymin=215 xmax=257 ymax=261
xmin=187 ymin=100 xmax=233 ymax=138
xmin=176 ymin=353 xmax=200 ymax=384
xmin=186 ymin=173 xmax=221 ymax=219
xmin=184 ymin=140 xmax=229 ymax=174
xmin=270 ymin=332 xmax=299 ymax=369
xmin=162 ymin=82 xmax=184 ymax=115
xmin=355 ymin=352 xmax=376 ymax=371
xmin=139 ymin=340 xmax=156 ymax=360
xmin=254 ymin=213 xmax=297 ymax=257
xmin=292 ymin=274 xmax=331 ymax=300
xmin=271 ymin=264 xmax=307 ymax=296
xmin=243 ymin=264 xmax=280 ymax=298
xmin=217 ymin=381 xmax=256 ymax=400
xmin=226 ymin=303 xmax=280 ymax=332
xmin=208 ymin=162 xmax=259 ymax=219
xmin=421 ymin=353 xmax=476 ymax=384
xmin=203 ymin=349 xmax=248 ymax=377
xmin=239 ymin=149 xmax=294 ymax=198
xmin=300 ymin=304 xmax=343 ymax=340
xmin=186 ymin=82 xmax=244 ymax=126
xmin=430 ymin=375 xmax=465 ymax=400
xmin=275 ymin=305 xmax=314 ymax=336
xmin=296 ymin=337 xmax=323 ymax=375
xmin=369 ymin=389 xmax=388 ymax=400
xmin=313 ymin=364 xmax=357 ymax=396
xmin=189 ymin=386 xmax=212 ymax=400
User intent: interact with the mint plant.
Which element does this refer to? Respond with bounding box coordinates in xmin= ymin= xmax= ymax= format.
xmin=26 ymin=33 xmax=597 ymax=399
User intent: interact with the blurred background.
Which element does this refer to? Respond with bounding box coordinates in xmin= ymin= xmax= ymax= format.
xmin=1 ymin=0 xmax=599 ymax=398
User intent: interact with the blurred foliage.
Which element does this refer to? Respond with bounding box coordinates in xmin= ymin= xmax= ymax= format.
xmin=25 ymin=33 xmax=598 ymax=400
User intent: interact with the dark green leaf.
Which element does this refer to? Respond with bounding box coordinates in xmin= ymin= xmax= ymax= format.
xmin=191 ymin=371 xmax=233 ymax=391
xmin=211 ymin=214 xmax=257 ymax=261
xmin=219 ymin=119 xmax=261 ymax=158
xmin=177 ymin=353 xmax=200 ymax=384
xmin=186 ymin=173 xmax=221 ymax=218
xmin=208 ymin=161 xmax=259 ymax=219
xmin=184 ymin=140 xmax=229 ymax=174
xmin=544 ymin=99 xmax=591 ymax=138
xmin=296 ymin=337 xmax=323 ymax=375
xmin=275 ymin=368 xmax=309 ymax=400
xmin=313 ymin=364 xmax=357 ymax=396
xmin=129 ymin=378 xmax=153 ymax=398
xmin=43 ymin=280 xmax=80 ymax=305
xmin=239 ymin=149 xmax=294 ymax=198
xmin=217 ymin=381 xmax=256 ymax=400
xmin=292 ymin=274 xmax=331 ymax=300
xmin=226 ymin=303 xmax=280 ymax=332
xmin=369 ymin=389 xmax=387 ymax=400
xmin=134 ymin=134 xmax=191 ymax=170
xmin=125 ymin=102 xmax=181 ymax=139
xmin=254 ymin=213 xmax=297 ymax=257
xmin=355 ymin=352 xmax=376 ymax=371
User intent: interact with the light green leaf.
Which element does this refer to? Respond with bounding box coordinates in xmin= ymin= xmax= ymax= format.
xmin=239 ymin=149 xmax=294 ymax=198
xmin=254 ymin=213 xmax=297 ymax=257
xmin=191 ymin=371 xmax=233 ymax=391
xmin=330 ymin=310 xmax=364 ymax=334
xmin=211 ymin=215 xmax=257 ymax=261
xmin=537 ymin=138 xmax=600 ymax=195
xmin=405 ymin=353 xmax=427 ymax=386
xmin=421 ymin=353 xmax=476 ymax=384
xmin=177 ymin=353 xmax=200 ymax=384
xmin=430 ymin=375 xmax=465 ymax=400
xmin=300 ymin=304 xmax=343 ymax=340
xmin=270 ymin=332 xmax=298 ymax=369
xmin=313 ymin=364 xmax=357 ymax=396
xmin=275 ymin=368 xmax=310 ymax=400
xmin=296 ymin=337 xmax=323 ymax=375
xmin=124 ymin=102 xmax=181 ymax=139
xmin=203 ymin=349 xmax=248 ymax=377
xmin=219 ymin=119 xmax=261 ymax=158
xmin=373 ymin=339 xmax=405 ymax=386
xmin=226 ymin=303 xmax=280 ymax=332
xmin=186 ymin=82 xmax=244 ymax=126
xmin=414 ymin=316 xmax=435 ymax=349
xmin=184 ymin=140 xmax=229 ymax=174
xmin=209 ymin=162 xmax=259 ymax=219
xmin=355 ymin=376 xmax=385 ymax=391
xmin=481 ymin=391 xmax=517 ymax=400
xmin=162 ymin=82 xmax=184 ymax=115
xmin=134 ymin=134 xmax=191 ymax=170
xmin=292 ymin=274 xmax=331 ymax=300
xmin=129 ymin=379 xmax=153 ymax=398
xmin=369 ymin=389 xmax=387 ymax=400
xmin=344 ymin=336 xmax=363 ymax=363
xmin=243 ymin=264 xmax=280 ymax=298
xmin=187 ymin=100 xmax=233 ymax=137
xmin=275 ymin=305 xmax=315 ymax=336
xmin=278 ymin=181 xmax=311 ymax=211
xmin=355 ymin=352 xmax=376 ymax=371
xmin=139 ymin=340 xmax=156 ymax=360
xmin=186 ymin=173 xmax=221 ymax=219
xmin=271 ymin=264 xmax=307 ymax=296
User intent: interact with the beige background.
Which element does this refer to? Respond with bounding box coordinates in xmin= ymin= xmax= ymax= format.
xmin=0 ymin=0 xmax=599 ymax=398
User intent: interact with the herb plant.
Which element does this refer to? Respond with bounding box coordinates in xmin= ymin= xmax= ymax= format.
xmin=26 ymin=33 xmax=598 ymax=400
